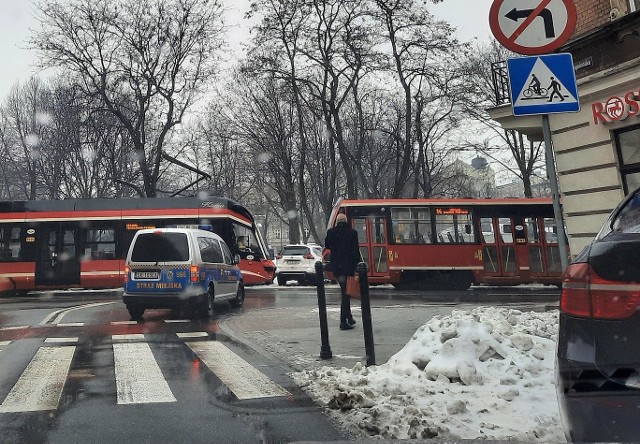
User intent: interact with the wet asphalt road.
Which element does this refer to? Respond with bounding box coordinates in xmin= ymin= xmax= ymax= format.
xmin=0 ymin=284 xmax=560 ymax=443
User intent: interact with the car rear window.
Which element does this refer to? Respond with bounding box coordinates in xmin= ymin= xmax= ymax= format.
xmin=281 ymin=246 xmax=309 ymax=256
xmin=131 ymin=232 xmax=190 ymax=262
xmin=612 ymin=192 xmax=640 ymax=234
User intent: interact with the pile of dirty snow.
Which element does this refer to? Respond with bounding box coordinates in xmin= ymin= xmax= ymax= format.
xmin=292 ymin=306 xmax=565 ymax=442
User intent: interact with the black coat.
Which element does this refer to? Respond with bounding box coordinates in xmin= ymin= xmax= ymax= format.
xmin=324 ymin=222 xmax=360 ymax=276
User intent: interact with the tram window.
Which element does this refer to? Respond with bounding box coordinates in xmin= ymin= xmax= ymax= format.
xmin=435 ymin=213 xmax=474 ymax=244
xmin=391 ymin=207 xmax=431 ymax=244
xmin=372 ymin=246 xmax=387 ymax=272
xmin=526 ymin=218 xmax=541 ymax=243
xmin=501 ymin=245 xmax=517 ymax=272
xmin=0 ymin=227 xmax=21 ymax=261
xmin=85 ymin=228 xmax=116 ymax=260
xmin=354 ymin=218 xmax=367 ymax=243
xmin=415 ymin=209 xmax=431 ymax=243
xmin=546 ymin=245 xmax=562 ymax=272
xmin=480 ymin=218 xmax=495 ymax=244
xmin=543 ymin=218 xmax=559 ymax=243
xmin=372 ymin=219 xmax=385 ymax=243
xmin=499 ymin=218 xmax=513 ymax=243
xmin=483 ymin=246 xmax=499 ymax=272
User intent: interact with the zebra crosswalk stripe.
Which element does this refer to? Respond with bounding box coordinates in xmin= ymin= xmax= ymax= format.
xmin=185 ymin=340 xmax=290 ymax=400
xmin=0 ymin=346 xmax=75 ymax=413
xmin=1 ymin=335 xmax=289 ymax=410
xmin=113 ymin=342 xmax=176 ymax=405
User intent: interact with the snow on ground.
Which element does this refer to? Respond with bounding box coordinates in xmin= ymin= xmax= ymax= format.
xmin=292 ymin=306 xmax=566 ymax=442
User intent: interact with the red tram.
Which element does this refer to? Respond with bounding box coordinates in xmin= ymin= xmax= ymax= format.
xmin=0 ymin=195 xmax=275 ymax=294
xmin=328 ymin=197 xmax=567 ymax=289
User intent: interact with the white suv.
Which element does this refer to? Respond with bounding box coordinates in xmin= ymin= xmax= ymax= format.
xmin=275 ymin=244 xmax=323 ymax=286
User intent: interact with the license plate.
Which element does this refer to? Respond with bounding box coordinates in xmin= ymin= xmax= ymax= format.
xmin=134 ymin=271 xmax=159 ymax=280
xmin=286 ymin=260 xmax=299 ymax=264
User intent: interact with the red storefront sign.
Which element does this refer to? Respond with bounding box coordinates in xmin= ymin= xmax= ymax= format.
xmin=592 ymin=89 xmax=640 ymax=124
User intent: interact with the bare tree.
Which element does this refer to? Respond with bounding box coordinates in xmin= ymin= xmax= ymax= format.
xmin=31 ymin=0 xmax=226 ymax=197
xmin=372 ymin=0 xmax=463 ymax=197
xmin=0 ymin=79 xmax=53 ymax=200
xmin=230 ymin=70 xmax=305 ymax=244
xmin=461 ymin=40 xmax=545 ymax=197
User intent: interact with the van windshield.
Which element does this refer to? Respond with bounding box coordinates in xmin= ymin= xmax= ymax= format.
xmin=131 ymin=232 xmax=189 ymax=262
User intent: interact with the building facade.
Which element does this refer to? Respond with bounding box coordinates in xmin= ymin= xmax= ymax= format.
xmin=488 ymin=0 xmax=640 ymax=257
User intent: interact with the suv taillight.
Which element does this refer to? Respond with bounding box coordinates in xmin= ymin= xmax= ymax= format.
xmin=303 ymin=253 xmax=314 ymax=259
xmin=190 ymin=265 xmax=199 ymax=282
xmin=124 ymin=266 xmax=129 ymax=283
xmin=276 ymin=254 xmax=282 ymax=260
xmin=561 ymin=262 xmax=640 ymax=319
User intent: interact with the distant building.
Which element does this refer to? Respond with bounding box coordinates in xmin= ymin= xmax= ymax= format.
xmin=444 ymin=156 xmax=497 ymax=198
xmin=494 ymin=174 xmax=552 ymax=198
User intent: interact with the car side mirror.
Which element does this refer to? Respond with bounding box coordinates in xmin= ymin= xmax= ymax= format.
xmin=234 ymin=253 xmax=241 ymax=265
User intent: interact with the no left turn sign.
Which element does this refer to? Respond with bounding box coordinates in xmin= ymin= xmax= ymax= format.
xmin=489 ymin=0 xmax=577 ymax=55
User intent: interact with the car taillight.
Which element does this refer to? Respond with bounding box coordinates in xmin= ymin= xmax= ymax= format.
xmin=190 ymin=265 xmax=199 ymax=282
xmin=561 ymin=263 xmax=591 ymax=317
xmin=276 ymin=254 xmax=282 ymax=260
xmin=561 ymin=262 xmax=640 ymax=319
xmin=303 ymin=253 xmax=314 ymax=259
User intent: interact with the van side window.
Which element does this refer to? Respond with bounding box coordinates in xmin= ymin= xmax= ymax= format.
xmin=220 ymin=241 xmax=234 ymax=265
xmin=198 ymin=237 xmax=223 ymax=263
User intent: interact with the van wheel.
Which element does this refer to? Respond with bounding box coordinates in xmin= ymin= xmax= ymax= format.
xmin=201 ymin=285 xmax=215 ymax=318
xmin=230 ymin=284 xmax=245 ymax=307
xmin=127 ymin=305 xmax=145 ymax=321
xmin=277 ymin=276 xmax=287 ymax=286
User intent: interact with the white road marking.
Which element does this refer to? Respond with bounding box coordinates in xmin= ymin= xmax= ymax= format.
xmin=186 ymin=341 xmax=290 ymax=400
xmin=164 ymin=320 xmax=190 ymax=323
xmin=0 ymin=340 xmax=11 ymax=347
xmin=111 ymin=321 xmax=139 ymax=325
xmin=112 ymin=334 xmax=145 ymax=341
xmin=0 ymin=326 xmax=28 ymax=331
xmin=56 ymin=323 xmax=85 ymax=327
xmin=44 ymin=337 xmax=79 ymax=344
xmin=40 ymin=301 xmax=116 ymax=325
xmin=113 ymin=342 xmax=176 ymax=405
xmin=176 ymin=332 xmax=208 ymax=338
xmin=0 ymin=346 xmax=75 ymax=412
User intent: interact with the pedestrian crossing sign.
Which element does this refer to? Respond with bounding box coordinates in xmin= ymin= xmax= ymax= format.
xmin=507 ymin=53 xmax=580 ymax=116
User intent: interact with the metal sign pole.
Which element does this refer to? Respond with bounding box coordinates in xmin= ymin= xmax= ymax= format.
xmin=542 ymin=114 xmax=569 ymax=271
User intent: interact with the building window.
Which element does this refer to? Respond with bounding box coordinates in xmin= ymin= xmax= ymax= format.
xmin=615 ymin=124 xmax=640 ymax=194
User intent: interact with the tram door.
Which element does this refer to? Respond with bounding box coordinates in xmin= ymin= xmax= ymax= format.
xmin=525 ymin=217 xmax=563 ymax=276
xmin=480 ymin=217 xmax=519 ymax=277
xmin=353 ymin=217 xmax=388 ymax=278
xmin=35 ymin=224 xmax=81 ymax=287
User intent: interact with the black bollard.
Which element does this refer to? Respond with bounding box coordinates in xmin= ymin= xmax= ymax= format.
xmin=357 ymin=261 xmax=375 ymax=366
xmin=315 ymin=261 xmax=332 ymax=359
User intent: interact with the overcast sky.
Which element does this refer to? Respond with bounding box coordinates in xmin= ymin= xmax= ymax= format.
xmin=0 ymin=0 xmax=493 ymax=100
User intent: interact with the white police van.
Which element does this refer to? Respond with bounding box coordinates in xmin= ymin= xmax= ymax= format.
xmin=123 ymin=228 xmax=244 ymax=320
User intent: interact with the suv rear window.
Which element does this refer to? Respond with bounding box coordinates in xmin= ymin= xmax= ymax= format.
xmin=612 ymin=192 xmax=640 ymax=234
xmin=280 ymin=246 xmax=309 ymax=256
xmin=131 ymin=232 xmax=190 ymax=262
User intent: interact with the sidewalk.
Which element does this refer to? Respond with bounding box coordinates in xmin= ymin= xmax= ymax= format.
xmin=219 ymin=299 xmax=553 ymax=373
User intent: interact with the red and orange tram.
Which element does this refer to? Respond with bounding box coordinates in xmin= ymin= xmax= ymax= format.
xmin=327 ymin=197 xmax=567 ymax=290
xmin=0 ymin=195 xmax=275 ymax=295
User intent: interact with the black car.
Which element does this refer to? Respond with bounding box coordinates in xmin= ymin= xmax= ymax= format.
xmin=557 ymin=186 xmax=640 ymax=442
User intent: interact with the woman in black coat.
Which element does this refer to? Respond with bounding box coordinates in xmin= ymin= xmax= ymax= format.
xmin=324 ymin=213 xmax=360 ymax=330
